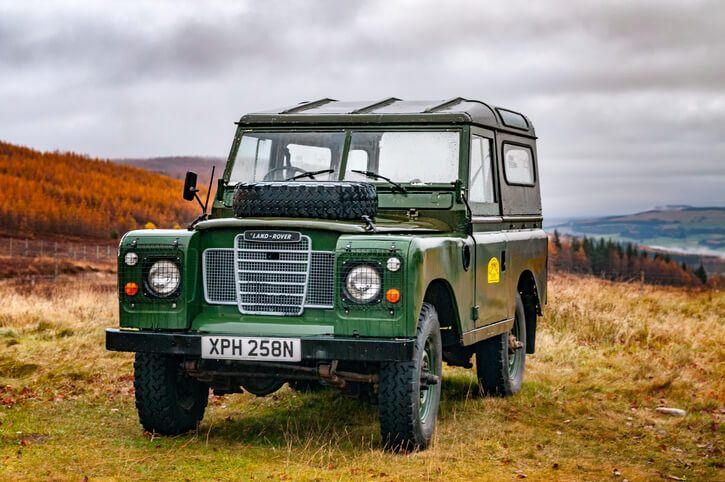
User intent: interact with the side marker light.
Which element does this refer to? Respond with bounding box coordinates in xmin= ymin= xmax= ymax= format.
xmin=125 ymin=282 xmax=139 ymax=296
xmin=386 ymin=288 xmax=401 ymax=303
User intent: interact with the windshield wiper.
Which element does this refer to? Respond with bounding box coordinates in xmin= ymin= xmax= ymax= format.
xmin=285 ymin=169 xmax=334 ymax=181
xmin=351 ymin=170 xmax=407 ymax=193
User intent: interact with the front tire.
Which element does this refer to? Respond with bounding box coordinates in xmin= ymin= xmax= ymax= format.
xmin=378 ymin=302 xmax=442 ymax=451
xmin=134 ymin=353 xmax=209 ymax=435
xmin=475 ymin=293 xmax=527 ymax=396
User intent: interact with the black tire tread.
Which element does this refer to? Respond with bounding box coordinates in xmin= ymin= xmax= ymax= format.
xmin=379 ymin=302 xmax=441 ymax=451
xmin=134 ymin=353 xmax=208 ymax=435
xmin=233 ymin=181 xmax=377 ymax=220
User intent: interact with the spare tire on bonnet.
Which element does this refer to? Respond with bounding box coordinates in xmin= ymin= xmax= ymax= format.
xmin=233 ymin=181 xmax=378 ymax=220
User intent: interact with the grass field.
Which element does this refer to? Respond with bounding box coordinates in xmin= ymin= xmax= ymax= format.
xmin=0 ymin=274 xmax=722 ymax=480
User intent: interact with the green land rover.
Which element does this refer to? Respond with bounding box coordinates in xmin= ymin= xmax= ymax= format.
xmin=106 ymin=97 xmax=547 ymax=451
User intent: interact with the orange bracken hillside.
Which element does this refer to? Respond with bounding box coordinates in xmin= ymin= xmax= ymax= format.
xmin=0 ymin=141 xmax=201 ymax=238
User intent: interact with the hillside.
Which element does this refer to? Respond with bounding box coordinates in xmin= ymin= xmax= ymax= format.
xmin=549 ymin=206 xmax=725 ymax=257
xmin=0 ymin=141 xmax=201 ymax=238
xmin=115 ymin=156 xmax=226 ymax=180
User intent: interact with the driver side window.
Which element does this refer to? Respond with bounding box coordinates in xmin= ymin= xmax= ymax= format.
xmin=231 ymin=135 xmax=272 ymax=182
xmin=469 ymin=135 xmax=494 ymax=203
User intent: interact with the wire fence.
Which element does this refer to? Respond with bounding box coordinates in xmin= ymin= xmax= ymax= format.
xmin=0 ymin=237 xmax=116 ymax=261
xmin=0 ymin=237 xmax=117 ymax=284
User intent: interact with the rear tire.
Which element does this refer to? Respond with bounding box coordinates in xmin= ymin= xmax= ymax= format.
xmin=134 ymin=353 xmax=209 ymax=435
xmin=475 ymin=293 xmax=526 ymax=397
xmin=378 ymin=302 xmax=442 ymax=451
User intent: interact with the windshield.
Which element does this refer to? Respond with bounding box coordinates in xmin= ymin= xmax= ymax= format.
xmin=344 ymin=131 xmax=459 ymax=184
xmin=228 ymin=130 xmax=460 ymax=184
xmin=229 ymin=132 xmax=346 ymax=183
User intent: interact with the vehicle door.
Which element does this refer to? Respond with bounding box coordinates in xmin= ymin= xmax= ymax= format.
xmin=469 ymin=127 xmax=510 ymax=327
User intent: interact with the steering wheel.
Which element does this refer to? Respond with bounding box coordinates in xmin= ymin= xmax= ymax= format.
xmin=262 ymin=166 xmax=306 ymax=181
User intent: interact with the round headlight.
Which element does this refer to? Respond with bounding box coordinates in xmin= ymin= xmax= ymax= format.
xmin=386 ymin=257 xmax=401 ymax=272
xmin=147 ymin=260 xmax=180 ymax=296
xmin=345 ymin=265 xmax=382 ymax=303
xmin=124 ymin=252 xmax=138 ymax=266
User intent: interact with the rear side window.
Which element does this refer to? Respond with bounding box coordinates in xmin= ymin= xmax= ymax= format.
xmin=497 ymin=108 xmax=529 ymax=130
xmin=469 ymin=135 xmax=495 ymax=203
xmin=503 ymin=144 xmax=535 ymax=186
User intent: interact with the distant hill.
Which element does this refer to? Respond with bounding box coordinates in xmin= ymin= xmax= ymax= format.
xmin=115 ymin=156 xmax=226 ymax=181
xmin=0 ymin=141 xmax=201 ymax=239
xmin=549 ymin=206 xmax=725 ymax=257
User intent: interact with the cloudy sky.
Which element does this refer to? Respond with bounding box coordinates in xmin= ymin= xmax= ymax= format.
xmin=1 ymin=0 xmax=723 ymax=217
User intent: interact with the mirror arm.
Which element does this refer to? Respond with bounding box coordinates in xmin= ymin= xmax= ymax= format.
xmin=203 ymin=166 xmax=216 ymax=213
xmin=193 ymin=191 xmax=205 ymax=212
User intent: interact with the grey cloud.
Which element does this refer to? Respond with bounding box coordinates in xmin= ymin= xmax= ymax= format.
xmin=0 ymin=0 xmax=722 ymax=217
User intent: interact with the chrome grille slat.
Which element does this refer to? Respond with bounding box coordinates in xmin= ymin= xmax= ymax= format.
xmin=239 ymin=281 xmax=307 ymax=286
xmin=203 ymin=244 xmax=335 ymax=310
xmin=234 ymin=234 xmax=311 ymax=316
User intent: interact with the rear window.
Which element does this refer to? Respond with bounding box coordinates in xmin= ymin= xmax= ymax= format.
xmin=503 ymin=144 xmax=535 ymax=186
xmin=497 ymin=108 xmax=529 ymax=130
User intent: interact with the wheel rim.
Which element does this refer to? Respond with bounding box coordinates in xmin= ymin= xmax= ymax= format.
xmin=508 ymin=314 xmax=522 ymax=377
xmin=419 ymin=336 xmax=437 ymax=423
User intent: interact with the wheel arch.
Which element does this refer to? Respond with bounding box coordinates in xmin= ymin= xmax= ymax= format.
xmin=423 ymin=279 xmax=462 ymax=348
xmin=516 ymin=269 xmax=540 ymax=354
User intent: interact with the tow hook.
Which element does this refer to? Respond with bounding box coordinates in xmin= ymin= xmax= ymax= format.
xmin=508 ymin=334 xmax=524 ymax=354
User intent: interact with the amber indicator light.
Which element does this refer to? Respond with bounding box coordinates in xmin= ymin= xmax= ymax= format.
xmin=385 ymin=288 xmax=401 ymax=303
xmin=125 ymin=282 xmax=139 ymax=296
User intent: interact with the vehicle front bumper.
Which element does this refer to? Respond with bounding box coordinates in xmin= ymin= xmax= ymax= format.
xmin=105 ymin=328 xmax=414 ymax=362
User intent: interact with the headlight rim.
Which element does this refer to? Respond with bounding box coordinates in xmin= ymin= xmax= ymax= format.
xmin=341 ymin=261 xmax=384 ymax=305
xmin=142 ymin=256 xmax=182 ymax=299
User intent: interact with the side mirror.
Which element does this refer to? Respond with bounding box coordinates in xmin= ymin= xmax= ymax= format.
xmin=183 ymin=171 xmax=198 ymax=201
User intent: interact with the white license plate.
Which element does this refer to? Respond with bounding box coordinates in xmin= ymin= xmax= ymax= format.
xmin=201 ymin=336 xmax=301 ymax=362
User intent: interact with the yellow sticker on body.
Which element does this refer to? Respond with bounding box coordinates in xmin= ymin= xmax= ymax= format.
xmin=488 ymin=257 xmax=500 ymax=283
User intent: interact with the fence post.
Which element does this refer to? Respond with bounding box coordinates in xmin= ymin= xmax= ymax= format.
xmin=54 ymin=241 xmax=58 ymax=257
xmin=24 ymin=238 xmax=29 ymax=256
xmin=107 ymin=245 xmax=110 ymax=258
xmin=55 ymin=253 xmax=59 ymax=282
xmin=640 ymin=271 xmax=645 ymax=295
xmin=83 ymin=245 xmax=86 ymax=260
xmin=97 ymin=245 xmax=100 ymax=259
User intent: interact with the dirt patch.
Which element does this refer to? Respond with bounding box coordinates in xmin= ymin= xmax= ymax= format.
xmin=18 ymin=433 xmax=51 ymax=444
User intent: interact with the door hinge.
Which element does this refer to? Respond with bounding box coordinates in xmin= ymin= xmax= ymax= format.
xmin=471 ymin=305 xmax=480 ymax=321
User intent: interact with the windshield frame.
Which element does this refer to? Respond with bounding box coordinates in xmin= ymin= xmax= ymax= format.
xmin=224 ymin=126 xmax=465 ymax=188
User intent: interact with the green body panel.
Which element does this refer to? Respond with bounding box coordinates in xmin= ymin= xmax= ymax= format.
xmin=115 ymin=100 xmax=547 ymax=353
xmin=118 ymin=229 xmax=202 ymax=330
xmin=472 ymin=231 xmax=509 ymax=325
xmin=407 ymin=235 xmax=476 ymax=336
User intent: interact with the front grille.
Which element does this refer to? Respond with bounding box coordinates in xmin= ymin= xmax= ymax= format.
xmin=235 ymin=234 xmax=311 ymax=316
xmin=203 ymin=249 xmax=236 ymax=304
xmin=203 ymin=244 xmax=335 ymax=312
xmin=307 ymin=252 xmax=335 ymax=307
